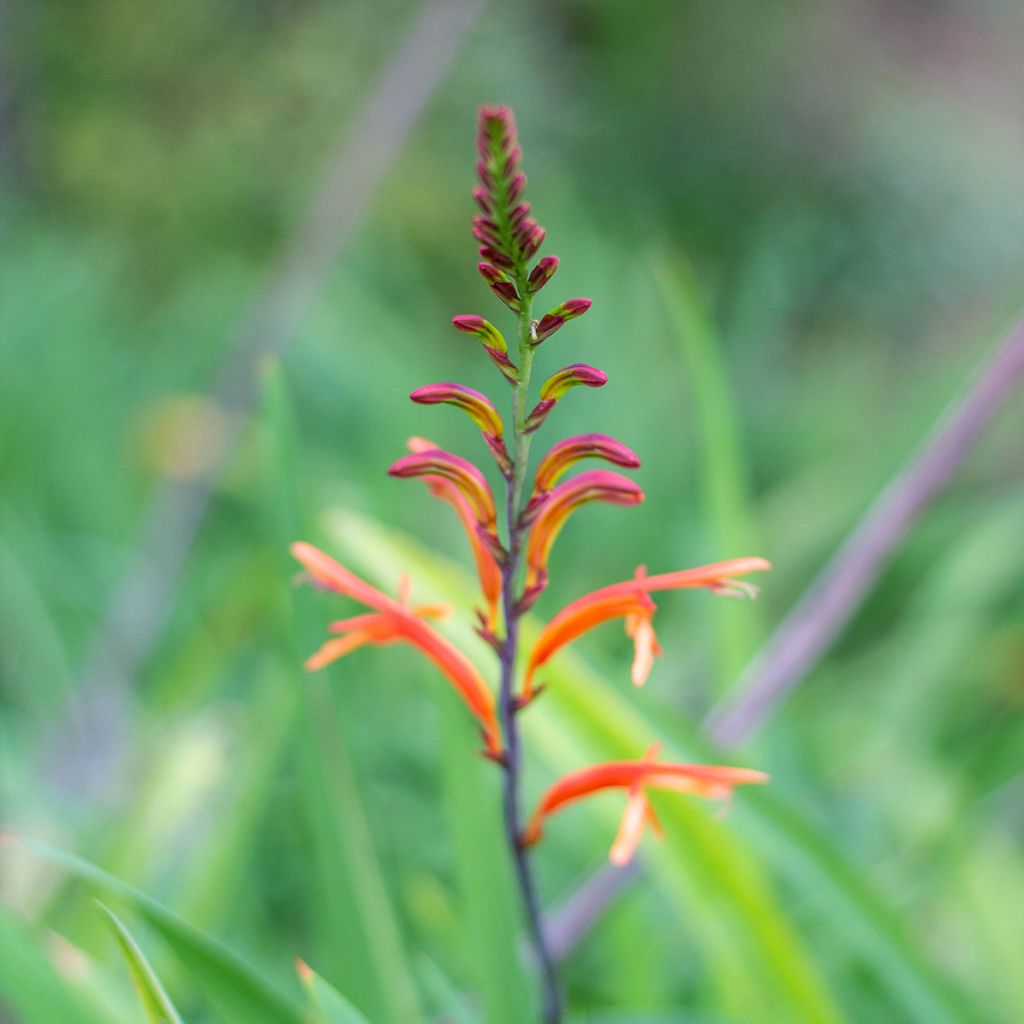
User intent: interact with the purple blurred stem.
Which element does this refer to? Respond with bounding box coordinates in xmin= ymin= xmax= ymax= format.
xmin=543 ymin=313 xmax=1024 ymax=961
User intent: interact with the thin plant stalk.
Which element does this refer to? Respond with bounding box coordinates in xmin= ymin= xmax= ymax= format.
xmin=495 ymin=284 xmax=564 ymax=1022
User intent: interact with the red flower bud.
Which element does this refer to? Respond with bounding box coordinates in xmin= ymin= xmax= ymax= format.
xmin=528 ymin=255 xmax=559 ymax=293
xmin=534 ymin=298 xmax=592 ymax=343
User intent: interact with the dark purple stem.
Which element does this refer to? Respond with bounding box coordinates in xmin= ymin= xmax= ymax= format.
xmin=498 ymin=500 xmax=563 ymax=1023
xmin=495 ymin=277 xmax=563 ymax=1023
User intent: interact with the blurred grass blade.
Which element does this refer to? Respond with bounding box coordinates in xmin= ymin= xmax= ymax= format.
xmin=416 ymin=955 xmax=484 ymax=1024
xmin=98 ymin=903 xmax=185 ymax=1024
xmin=8 ymin=836 xmax=305 ymax=1023
xmin=651 ymin=253 xmax=763 ymax=690
xmin=0 ymin=905 xmax=111 ymax=1024
xmin=296 ymin=959 xmax=372 ymax=1024
xmin=263 ymin=361 xmax=420 ymax=1023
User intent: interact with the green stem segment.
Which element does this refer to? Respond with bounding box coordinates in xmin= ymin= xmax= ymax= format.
xmin=497 ymin=283 xmax=564 ymax=1024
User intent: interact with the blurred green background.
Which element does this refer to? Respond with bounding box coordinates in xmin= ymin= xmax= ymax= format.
xmin=2 ymin=1 xmax=1024 ymax=1021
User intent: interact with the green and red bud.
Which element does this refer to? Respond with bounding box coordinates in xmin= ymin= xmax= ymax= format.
xmin=524 ymin=364 xmax=607 ymax=432
xmin=410 ymin=383 xmax=512 ymax=476
xmin=477 ymin=262 xmax=520 ymax=311
xmin=452 ymin=314 xmax=519 ymax=381
xmin=452 ymin=314 xmax=506 ymax=351
xmin=534 ymin=298 xmax=592 ymax=344
xmin=472 ymin=187 xmax=491 ymax=214
xmin=534 ymin=434 xmax=641 ymax=493
xmin=410 ymin=383 xmax=504 ymax=437
xmin=528 ymin=255 xmax=559 ymax=293
xmin=540 ymin=362 xmax=608 ymax=401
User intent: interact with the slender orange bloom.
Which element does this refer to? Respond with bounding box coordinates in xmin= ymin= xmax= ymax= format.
xmin=523 ymin=557 xmax=770 ymax=698
xmin=388 ymin=448 xmax=499 ymax=547
xmin=291 ymin=542 xmax=501 ymax=754
xmin=523 ymin=470 xmax=644 ymax=596
xmin=403 ymin=437 xmax=502 ymax=629
xmin=522 ymin=747 xmax=768 ymax=861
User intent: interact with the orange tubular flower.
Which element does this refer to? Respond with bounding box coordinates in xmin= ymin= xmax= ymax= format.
xmin=291 ymin=542 xmax=501 ymax=755
xmin=388 ymin=447 xmax=501 ymax=554
xmin=401 ymin=436 xmax=502 ymax=628
xmin=523 ymin=558 xmax=771 ymax=698
xmin=521 ymin=747 xmax=768 ymax=862
xmin=523 ymin=470 xmax=645 ymax=598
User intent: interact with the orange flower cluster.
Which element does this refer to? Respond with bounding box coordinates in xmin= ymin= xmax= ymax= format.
xmin=291 ymin=105 xmax=769 ymax=868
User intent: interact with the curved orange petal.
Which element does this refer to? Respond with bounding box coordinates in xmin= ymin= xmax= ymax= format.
xmin=305 ymin=617 xmax=401 ymax=671
xmin=522 ymin=757 xmax=767 ymax=846
xmin=608 ymin=786 xmax=650 ymax=866
xmin=292 ymin=542 xmax=400 ymax=614
xmin=523 ymin=591 xmax=653 ymax=698
xmin=524 ymin=470 xmax=644 ymax=595
xmin=524 ymin=558 xmax=771 ymax=694
xmin=292 ymin=542 xmax=501 ymax=754
xmin=394 ymin=613 xmax=501 ymax=754
xmin=420 ymin=475 xmax=502 ymax=630
xmin=388 ymin=448 xmax=498 ymax=535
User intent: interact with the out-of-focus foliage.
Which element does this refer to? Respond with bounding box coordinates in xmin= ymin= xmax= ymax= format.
xmin=2 ymin=1 xmax=1023 ymax=1021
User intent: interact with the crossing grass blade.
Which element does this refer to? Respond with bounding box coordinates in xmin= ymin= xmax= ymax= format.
xmin=0 ymin=905 xmax=112 ymax=1024
xmin=98 ymin=903 xmax=185 ymax=1024
xmin=7 ymin=836 xmax=306 ymax=1024
xmin=296 ymin=958 xmax=373 ymax=1024
xmin=262 ymin=360 xmax=420 ymax=1024
xmin=651 ymin=253 xmax=764 ymax=691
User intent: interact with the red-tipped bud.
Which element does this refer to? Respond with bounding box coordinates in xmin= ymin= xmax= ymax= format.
xmin=476 ymin=262 xmax=521 ymax=311
xmin=475 ymin=160 xmax=494 ymax=191
xmin=477 ymin=262 xmax=506 ymax=286
xmin=526 ymin=364 xmax=607 ymax=431
xmin=539 ymin=362 xmax=608 ymax=401
xmin=478 ymin=246 xmax=515 ymax=270
xmin=410 ymin=382 xmax=504 ymax=438
xmin=388 ymin=448 xmax=498 ymax=534
xmin=502 ymin=145 xmax=522 ymax=179
xmin=507 ymin=172 xmax=526 ymax=203
xmin=528 ymin=256 xmax=559 ymax=293
xmin=524 ymin=398 xmax=556 ymax=433
xmin=521 ymin=225 xmax=546 ymax=259
xmin=534 ymin=434 xmax=641 ymax=493
xmin=534 ymin=298 xmax=592 ymax=344
xmin=452 ymin=314 xmax=507 ymax=353
xmin=509 ymin=202 xmax=531 ymax=228
xmin=484 ymin=345 xmax=519 ymax=384
xmin=472 ymin=187 xmax=492 ymax=214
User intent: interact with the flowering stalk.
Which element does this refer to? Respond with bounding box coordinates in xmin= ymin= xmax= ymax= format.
xmin=290 ymin=106 xmax=769 ymax=1023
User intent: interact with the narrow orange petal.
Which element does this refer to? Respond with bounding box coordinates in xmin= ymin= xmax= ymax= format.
xmin=291 ymin=542 xmax=399 ymax=615
xmin=523 ymin=756 xmax=767 ymax=846
xmin=421 ymin=475 xmax=502 ymax=629
xmin=524 ymin=558 xmax=770 ymax=693
xmin=393 ymin=614 xmax=501 ymax=754
xmin=292 ymin=540 xmax=501 ymax=753
xmin=609 ymin=787 xmax=650 ymax=866
xmin=305 ymin=621 xmax=399 ymax=671
xmin=626 ymin=612 xmax=660 ymax=686
xmin=523 ymin=591 xmax=651 ymax=697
